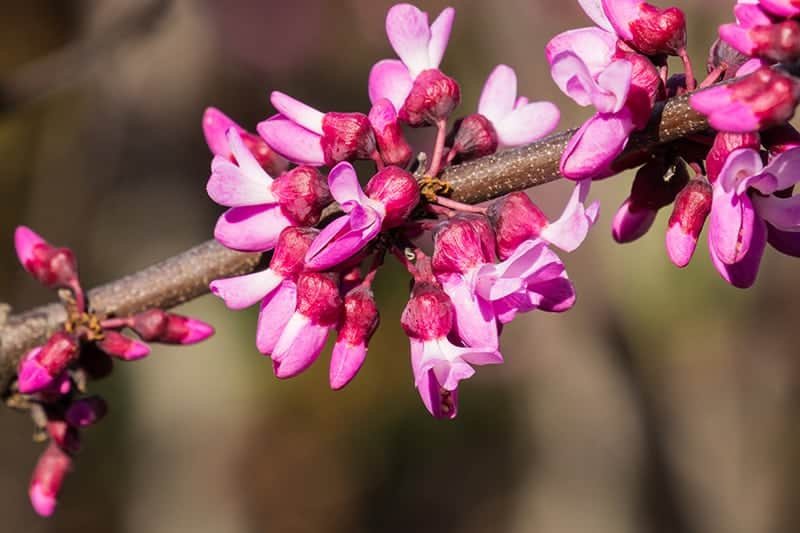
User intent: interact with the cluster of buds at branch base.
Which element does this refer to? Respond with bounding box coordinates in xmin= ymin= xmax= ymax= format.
xmin=10 ymin=226 xmax=214 ymax=517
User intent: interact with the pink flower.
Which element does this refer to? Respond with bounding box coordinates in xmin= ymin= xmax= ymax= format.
xmin=369 ymin=4 xmax=460 ymax=125
xmin=400 ymin=280 xmax=500 ymax=420
xmin=258 ymin=92 xmax=377 ymax=166
xmin=329 ymin=285 xmax=379 ymax=390
xmin=665 ymin=179 xmax=713 ymax=267
xmin=14 ymin=226 xmax=78 ymax=291
xmin=708 ymin=147 xmax=800 ymax=287
xmin=29 ymin=443 xmax=72 ymax=517
xmin=17 ymin=333 xmax=79 ymax=394
xmin=305 ymin=163 xmax=418 ymax=270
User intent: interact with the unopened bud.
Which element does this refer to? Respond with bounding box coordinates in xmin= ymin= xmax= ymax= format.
xmin=29 ymin=443 xmax=72 ymax=517
xmin=17 ymin=333 xmax=79 ymax=394
xmin=399 ymin=69 xmax=461 ymax=127
xmin=400 ymin=281 xmax=453 ymax=341
xmin=270 ymin=226 xmax=319 ymax=278
xmin=448 ymin=113 xmax=498 ymax=162
xmin=721 ymin=20 xmax=800 ymax=63
xmin=321 ymin=112 xmax=376 ymax=165
xmin=365 ymin=166 xmax=420 ymax=228
xmin=96 ymin=331 xmax=150 ymax=361
xmin=610 ymin=2 xmax=686 ymax=56
xmin=131 ymin=309 xmax=214 ymax=345
xmin=14 ymin=227 xmax=78 ymax=290
xmin=432 ymin=215 xmax=495 ymax=274
xmin=271 ymin=166 xmax=332 ymax=226
xmin=369 ymin=99 xmax=413 ymax=167
xmin=330 ymin=286 xmax=379 ymax=390
xmin=65 ymin=396 xmax=108 ymax=428
xmin=296 ymin=272 xmax=342 ymax=326
xmin=612 ymin=197 xmax=657 ymax=243
xmin=666 ymin=179 xmax=713 ymax=267
xmin=487 ymin=192 xmax=548 ymax=260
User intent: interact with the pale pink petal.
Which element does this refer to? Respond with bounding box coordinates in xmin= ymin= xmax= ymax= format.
xmin=477 ymin=64 xmax=517 ymax=124
xmin=415 ymin=365 xmax=458 ymax=419
xmin=386 ymin=3 xmax=432 ymax=76
xmin=327 ymin=161 xmax=369 ymax=206
xmin=495 ymin=101 xmax=560 ymax=148
xmin=666 ymin=221 xmax=699 ymax=267
xmin=226 ymin=128 xmax=272 ymax=185
xmin=736 ymin=58 xmax=765 ymax=77
xmin=30 ymin=484 xmax=57 ymax=518
xmin=767 ymin=223 xmax=800 ymax=257
xmin=717 ymin=148 xmax=763 ymax=195
xmin=545 ymin=28 xmax=617 ymax=75
xmin=594 ymin=59 xmax=632 ymax=113
xmin=601 ymin=0 xmax=638 ymax=40
xmin=256 ymin=281 xmax=296 ymax=354
xmin=439 ymin=338 xmax=503 ymax=371
xmin=270 ymin=91 xmax=324 ymax=135
xmin=214 ymin=204 xmax=293 ymax=252
xmin=752 ymin=194 xmax=800 ymax=231
xmin=528 ymin=271 xmax=576 ymax=312
xmin=202 ymin=107 xmax=241 ymax=158
xmin=549 ymin=51 xmax=597 ymax=107
xmin=578 ymin=0 xmax=614 ymax=31
xmin=754 ymin=147 xmax=800 ymax=193
xmin=439 ymin=273 xmax=499 ymax=350
xmin=709 ymin=216 xmax=766 ymax=288
xmin=257 ymin=115 xmax=325 ymax=166
xmin=427 ymin=7 xmax=455 ymax=68
xmin=561 ymin=110 xmax=634 ymax=180
xmin=304 ymin=207 xmax=382 ymax=270
xmin=210 ymin=268 xmax=283 ymax=310
xmin=208 ymin=156 xmax=275 ymax=207
xmin=709 ymin=185 xmax=757 ymax=264
xmin=329 ymin=341 xmax=367 ymax=390
xmin=368 ymin=59 xmax=414 ymax=110
xmin=540 ymin=179 xmax=599 ymax=251
xmin=272 ymin=314 xmax=330 ymax=378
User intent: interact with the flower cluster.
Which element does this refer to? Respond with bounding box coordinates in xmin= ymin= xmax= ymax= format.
xmin=205 ymin=3 xmax=597 ymax=418
xmin=12 ymin=227 xmax=213 ymax=516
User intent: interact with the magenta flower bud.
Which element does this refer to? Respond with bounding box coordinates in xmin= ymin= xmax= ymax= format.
xmin=97 ymin=331 xmax=150 ymax=361
xmin=487 ymin=192 xmax=548 ymax=260
xmin=432 ymin=215 xmax=496 ymax=274
xmin=721 ymin=20 xmax=800 ymax=63
xmin=690 ymin=67 xmax=800 ymax=133
xmin=29 ymin=443 xmax=72 ymax=517
xmin=320 ymin=112 xmax=377 ymax=165
xmin=271 ymin=272 xmax=342 ymax=379
xmin=399 ymin=69 xmax=461 ymax=127
xmin=329 ymin=286 xmax=380 ymax=390
xmin=271 ymin=166 xmax=332 ymax=227
xmin=449 ymin=113 xmax=499 ymax=162
xmin=401 ymin=281 xmax=454 ymax=341
xmin=612 ymin=197 xmax=657 ymax=243
xmin=364 ymin=165 xmax=420 ymax=228
xmin=46 ymin=420 xmax=81 ymax=455
xmin=761 ymin=124 xmax=800 ymax=156
xmin=14 ymin=227 xmax=78 ymax=290
xmin=666 ymin=179 xmax=713 ymax=267
xmin=18 ymin=333 xmax=79 ymax=394
xmin=706 ymin=132 xmax=760 ymax=183
xmin=271 ymin=226 xmax=318 ymax=278
xmin=202 ymin=107 xmax=289 ymax=176
xmin=131 ymin=309 xmax=214 ymax=345
xmin=65 ymin=396 xmax=108 ymax=428
xmin=368 ymin=99 xmax=413 ymax=167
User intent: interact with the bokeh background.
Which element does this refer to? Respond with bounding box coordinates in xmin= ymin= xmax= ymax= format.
xmin=0 ymin=1 xmax=797 ymax=532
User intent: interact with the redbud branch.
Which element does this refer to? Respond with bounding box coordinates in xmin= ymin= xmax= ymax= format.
xmin=0 ymin=88 xmax=710 ymax=394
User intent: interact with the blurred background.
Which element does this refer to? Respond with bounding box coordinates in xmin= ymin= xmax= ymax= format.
xmin=0 ymin=1 xmax=797 ymax=532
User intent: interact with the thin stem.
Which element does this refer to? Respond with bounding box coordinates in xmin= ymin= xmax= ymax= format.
xmin=679 ymin=48 xmax=696 ymax=92
xmin=99 ymin=317 xmax=132 ymax=330
xmin=699 ymin=64 xmax=726 ymax=89
xmin=433 ymin=195 xmax=487 ymax=214
xmin=427 ymin=119 xmax=448 ymax=178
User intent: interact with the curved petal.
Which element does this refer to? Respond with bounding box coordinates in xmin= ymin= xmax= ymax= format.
xmin=386 ymin=3 xmax=432 ymax=77
xmin=256 ymin=280 xmax=297 ymax=354
xmin=690 ymin=87 xmax=761 ymax=133
xmin=594 ymin=59 xmax=632 ymax=113
xmin=709 ymin=185 xmax=757 ymax=264
xmin=208 ymin=156 xmax=276 ymax=207
xmin=270 ymin=91 xmax=324 ymax=135
xmin=329 ymin=341 xmax=368 ymax=390
xmin=549 ymin=51 xmax=596 ymax=107
xmin=754 ymin=147 xmax=800 ymax=194
xmin=527 ymin=272 xmax=576 ymax=312
xmin=304 ymin=208 xmax=382 ymax=270
xmin=560 ymin=110 xmax=635 ymax=180
xmin=415 ymin=366 xmax=458 ymax=419
xmin=577 ymin=0 xmax=614 ymax=32
xmin=14 ymin=225 xmax=47 ymax=270
xmin=439 ymin=273 xmax=499 ymax=350
xmin=478 ymin=64 xmax=517 ymax=124
xmin=272 ymin=315 xmax=329 ymax=378
xmin=428 ymin=7 xmax=455 ymax=68
xmin=214 ymin=204 xmax=293 ymax=252
xmin=257 ymin=115 xmax=325 ymax=166
xmin=545 ymin=27 xmax=617 ymax=75
xmin=752 ymin=194 xmax=800 ymax=231
xmin=495 ymin=101 xmax=560 ymax=148
xmin=227 ymin=128 xmax=272 ymax=185
xmin=767 ymin=223 xmax=800 ymax=257
xmin=368 ymin=59 xmax=414 ymax=110
xmin=209 ymin=268 xmax=282 ymax=310
xmin=202 ymin=107 xmax=242 ymax=158
xmin=327 ymin=161 xmax=369 ymax=206
xmin=709 ymin=216 xmax=767 ymax=288
xmin=541 ymin=179 xmax=599 ymax=251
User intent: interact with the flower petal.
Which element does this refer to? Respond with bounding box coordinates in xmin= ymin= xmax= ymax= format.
xmin=386 ymin=3 xmax=432 ymax=77
xmin=304 ymin=208 xmax=381 ymax=270
xmin=601 ymin=0 xmax=638 ymax=40
xmin=709 ymin=184 xmax=757 ymax=264
xmin=594 ymin=59 xmax=632 ymax=113
xmin=257 ymin=115 xmax=325 ymax=166
xmin=560 ymin=109 xmax=635 ymax=180
xmin=709 ymin=216 xmax=767 ymax=288
xmin=439 ymin=273 xmax=499 ymax=350
xmin=209 ymin=268 xmax=283 ymax=310
xmin=202 ymin=107 xmax=241 ymax=158
xmin=478 ymin=64 xmax=517 ymax=124
xmin=327 ymin=161 xmax=369 ymax=206
xmin=717 ymin=148 xmax=763 ymax=195
xmin=214 ymin=204 xmax=293 ymax=252
xmin=752 ymin=193 xmax=800 ymax=231
xmin=256 ymin=280 xmax=297 ymax=354
xmin=272 ymin=314 xmax=329 ymax=378
xmin=329 ymin=341 xmax=368 ymax=390
xmin=767 ymin=223 xmax=800 ymax=257
xmin=753 ymin=146 xmax=800 ymax=194
xmin=577 ymin=0 xmax=614 ymax=32
xmin=495 ymin=101 xmax=560 ymax=148
xmin=541 ymin=179 xmax=599 ymax=251
xmin=428 ymin=7 xmax=455 ymax=69
xmin=208 ymin=143 xmax=276 ymax=207
xmin=415 ymin=365 xmax=458 ymax=419
xmin=368 ymin=59 xmax=414 ymax=111
xmin=270 ymin=91 xmax=324 ymax=135
xmin=545 ymin=27 xmax=617 ymax=76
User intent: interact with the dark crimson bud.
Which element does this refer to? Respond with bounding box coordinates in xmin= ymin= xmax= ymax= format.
xmin=14 ymin=227 xmax=78 ymax=290
xmin=487 ymin=192 xmax=548 ymax=260
xmin=29 ymin=443 xmax=72 ymax=517
xmin=399 ymin=69 xmax=461 ymax=127
xmin=666 ymin=179 xmax=713 ymax=267
xmin=270 ymin=226 xmax=319 ymax=278
xmin=96 ymin=331 xmax=150 ymax=361
xmin=432 ymin=215 xmax=495 ymax=274
xmin=449 ymin=113 xmax=499 ymax=162
xmin=321 ymin=112 xmax=376 ymax=165
xmin=329 ymin=286 xmax=380 ymax=390
xmin=369 ymin=98 xmax=413 ymax=167
xmin=271 ymin=166 xmax=332 ymax=226
xmin=65 ymin=396 xmax=108 ymax=428
xmin=17 ymin=332 xmax=79 ymax=394
xmin=365 ymin=165 xmax=420 ymax=228
xmin=400 ymin=281 xmax=453 ymax=341
xmin=296 ymin=272 xmax=343 ymax=327
xmin=706 ymin=132 xmax=760 ymax=183
xmin=131 ymin=309 xmax=214 ymax=345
